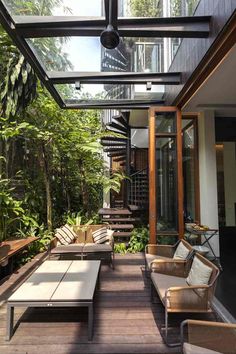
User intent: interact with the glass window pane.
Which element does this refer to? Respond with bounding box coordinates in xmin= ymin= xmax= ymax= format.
xmin=155 ymin=112 xmax=176 ymax=134
xmin=156 ymin=137 xmax=177 ymax=231
xmin=55 ymin=83 xmax=158 ymax=104
xmin=3 ymin=0 xmax=103 ymax=17
xmin=183 ymin=123 xmax=196 ymax=222
xmin=27 ymin=37 xmax=164 ymax=73
xmin=3 ymin=0 xmax=165 ymax=18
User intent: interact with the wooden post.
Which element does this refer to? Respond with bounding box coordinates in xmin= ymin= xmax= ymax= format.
xmin=148 ymin=108 xmax=157 ymax=244
xmin=176 ymin=108 xmax=184 ymax=238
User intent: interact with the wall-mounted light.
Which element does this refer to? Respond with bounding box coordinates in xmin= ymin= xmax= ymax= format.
xmin=146 ymin=82 xmax=152 ymax=91
xmin=75 ymin=81 xmax=81 ymax=90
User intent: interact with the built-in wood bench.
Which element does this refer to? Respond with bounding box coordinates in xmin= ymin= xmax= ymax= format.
xmin=0 ymin=237 xmax=38 ymax=276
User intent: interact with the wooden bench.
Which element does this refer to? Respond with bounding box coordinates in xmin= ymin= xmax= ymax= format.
xmin=0 ymin=237 xmax=38 ymax=276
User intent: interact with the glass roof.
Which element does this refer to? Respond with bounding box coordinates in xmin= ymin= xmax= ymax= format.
xmin=3 ymin=0 xmax=165 ymax=19
xmin=0 ymin=0 xmax=203 ymax=108
xmin=27 ymin=37 xmax=164 ymax=73
xmin=55 ymin=83 xmax=164 ymax=104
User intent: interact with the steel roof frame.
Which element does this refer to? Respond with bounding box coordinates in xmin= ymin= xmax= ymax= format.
xmin=0 ymin=0 xmax=211 ymax=109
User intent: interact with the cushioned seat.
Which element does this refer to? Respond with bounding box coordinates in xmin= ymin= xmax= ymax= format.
xmin=145 ymin=240 xmax=193 ymax=272
xmin=50 ymin=243 xmax=84 ymax=254
xmin=151 ymin=272 xmax=187 ymax=301
xmin=49 ymin=225 xmax=115 ymax=268
xmin=183 ymin=343 xmax=222 ymax=354
xmin=83 ymin=243 xmax=112 ymax=253
xmin=145 ymin=254 xmax=169 ymax=269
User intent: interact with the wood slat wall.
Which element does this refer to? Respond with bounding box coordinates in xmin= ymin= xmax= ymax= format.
xmin=165 ymin=0 xmax=236 ymax=106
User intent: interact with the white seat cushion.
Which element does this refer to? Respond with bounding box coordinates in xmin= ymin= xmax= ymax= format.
xmin=183 ymin=343 xmax=222 ymax=354
xmin=173 ymin=241 xmax=190 ymax=260
xmin=186 ymin=256 xmax=212 ymax=286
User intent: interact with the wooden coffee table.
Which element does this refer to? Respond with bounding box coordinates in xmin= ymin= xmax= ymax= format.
xmin=6 ymin=260 xmax=101 ymax=341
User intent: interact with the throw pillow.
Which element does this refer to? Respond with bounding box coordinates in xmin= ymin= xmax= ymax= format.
xmin=55 ymin=224 xmax=77 ymax=245
xmin=186 ymin=256 xmax=213 ymax=286
xmin=173 ymin=241 xmax=190 ymax=259
xmin=92 ymin=227 xmax=110 ymax=244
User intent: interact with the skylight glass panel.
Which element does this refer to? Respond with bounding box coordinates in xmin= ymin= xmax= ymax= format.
xmin=2 ymin=0 xmax=103 ymax=17
xmin=27 ymin=37 xmax=164 ymax=73
xmin=54 ymin=83 xmax=161 ymax=104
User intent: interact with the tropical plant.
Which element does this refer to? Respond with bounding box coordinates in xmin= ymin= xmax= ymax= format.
xmin=127 ymin=227 xmax=149 ymax=253
xmin=114 ymin=242 xmax=127 ymax=254
xmin=0 ymin=175 xmax=38 ymax=241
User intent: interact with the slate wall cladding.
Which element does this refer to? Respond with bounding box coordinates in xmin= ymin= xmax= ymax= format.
xmin=165 ymin=0 xmax=236 ymax=105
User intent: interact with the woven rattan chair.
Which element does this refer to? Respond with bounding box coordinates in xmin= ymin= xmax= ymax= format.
xmin=145 ymin=239 xmax=194 ymax=276
xmin=150 ymin=253 xmax=220 ymax=346
xmin=180 ymin=319 xmax=236 ymax=354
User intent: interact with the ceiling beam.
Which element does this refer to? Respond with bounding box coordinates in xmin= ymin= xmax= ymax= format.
xmin=14 ymin=16 xmax=211 ymax=38
xmin=49 ymin=72 xmax=181 ymax=85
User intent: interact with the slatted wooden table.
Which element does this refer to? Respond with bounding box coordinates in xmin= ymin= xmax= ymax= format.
xmin=0 ymin=237 xmax=38 ymax=272
xmin=6 ymin=260 xmax=101 ymax=341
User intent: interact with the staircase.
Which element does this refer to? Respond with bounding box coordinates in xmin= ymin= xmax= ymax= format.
xmin=129 ymin=168 xmax=149 ymax=211
xmin=101 ymin=112 xmax=130 ymax=166
xmin=98 ymin=208 xmax=137 ymax=241
xmin=100 ymin=113 xmax=149 ymax=242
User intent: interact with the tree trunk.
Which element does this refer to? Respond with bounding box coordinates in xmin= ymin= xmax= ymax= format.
xmin=38 ymin=142 xmax=52 ymax=230
xmin=78 ymin=159 xmax=89 ymax=214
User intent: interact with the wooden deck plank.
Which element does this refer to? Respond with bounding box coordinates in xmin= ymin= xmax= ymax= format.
xmin=0 ymin=252 xmax=218 ymax=354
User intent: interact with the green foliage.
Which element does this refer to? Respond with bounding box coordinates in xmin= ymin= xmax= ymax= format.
xmin=65 ymin=211 xmax=99 ymax=230
xmin=103 ymin=170 xmax=129 ymax=194
xmin=127 ymin=227 xmax=149 ymax=253
xmin=0 ymin=175 xmax=38 ymax=241
xmin=114 ymin=242 xmax=127 ymax=254
xmin=128 ymin=0 xmax=162 ymax=17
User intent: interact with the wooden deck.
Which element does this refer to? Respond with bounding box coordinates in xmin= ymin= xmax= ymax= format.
xmin=0 ymin=253 xmax=217 ymax=354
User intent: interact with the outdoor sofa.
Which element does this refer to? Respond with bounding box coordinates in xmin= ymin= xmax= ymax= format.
xmin=180 ymin=319 xmax=236 ymax=354
xmin=150 ymin=252 xmax=220 ymax=346
xmin=145 ymin=239 xmax=194 ymax=276
xmin=49 ymin=224 xmax=114 ymax=268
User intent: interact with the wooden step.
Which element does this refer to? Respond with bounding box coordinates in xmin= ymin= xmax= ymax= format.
xmin=108 ymin=153 xmax=126 ymax=158
xmin=113 ymin=232 xmax=132 ymax=237
xmin=113 ymin=156 xmax=126 ymax=162
xmin=99 ymin=208 xmax=132 ymax=216
xmin=101 ymin=137 xmax=128 ymax=142
xmin=102 ymin=218 xmax=138 ymax=223
xmin=109 ymin=224 xmax=134 ymax=230
xmin=101 ymin=142 xmax=126 ymax=147
xmin=107 ymin=122 xmax=128 ymax=134
xmin=112 ymin=115 xmax=129 ymax=129
xmin=104 ymin=147 xmax=126 ymax=153
xmin=107 ymin=126 xmax=128 ymax=136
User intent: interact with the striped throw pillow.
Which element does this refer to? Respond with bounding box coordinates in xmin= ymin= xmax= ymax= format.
xmin=92 ymin=227 xmax=109 ymax=244
xmin=55 ymin=224 xmax=77 ymax=245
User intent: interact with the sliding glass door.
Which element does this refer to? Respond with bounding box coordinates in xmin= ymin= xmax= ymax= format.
xmin=149 ymin=107 xmax=183 ymax=243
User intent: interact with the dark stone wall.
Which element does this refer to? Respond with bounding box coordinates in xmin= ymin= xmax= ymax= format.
xmin=165 ymin=0 xmax=236 ymax=105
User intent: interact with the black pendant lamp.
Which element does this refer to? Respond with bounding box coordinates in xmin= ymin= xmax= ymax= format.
xmin=100 ymin=0 xmax=120 ymax=49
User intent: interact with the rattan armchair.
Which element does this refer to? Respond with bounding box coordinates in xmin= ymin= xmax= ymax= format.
xmin=180 ymin=319 xmax=236 ymax=354
xmin=145 ymin=239 xmax=193 ymax=275
xmin=150 ymin=253 xmax=220 ymax=346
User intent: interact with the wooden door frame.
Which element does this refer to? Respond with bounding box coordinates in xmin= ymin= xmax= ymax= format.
xmin=148 ymin=107 xmax=184 ymax=244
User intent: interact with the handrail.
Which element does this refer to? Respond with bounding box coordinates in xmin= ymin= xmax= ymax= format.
xmin=130 ymin=167 xmax=148 ymax=178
